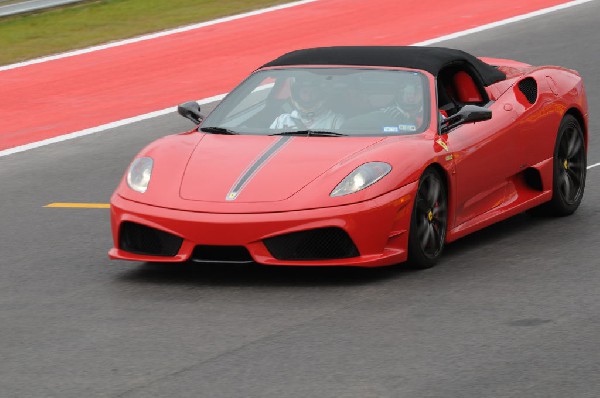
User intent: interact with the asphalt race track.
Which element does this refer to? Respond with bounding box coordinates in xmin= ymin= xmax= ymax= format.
xmin=1 ymin=2 xmax=599 ymax=397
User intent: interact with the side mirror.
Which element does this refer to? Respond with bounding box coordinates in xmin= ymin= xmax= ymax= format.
xmin=178 ymin=101 xmax=204 ymax=125
xmin=441 ymin=105 xmax=492 ymax=133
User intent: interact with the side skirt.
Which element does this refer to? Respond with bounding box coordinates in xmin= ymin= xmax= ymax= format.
xmin=446 ymin=157 xmax=553 ymax=243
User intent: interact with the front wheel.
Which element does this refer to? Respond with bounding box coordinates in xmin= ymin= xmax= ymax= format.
xmin=407 ymin=168 xmax=448 ymax=269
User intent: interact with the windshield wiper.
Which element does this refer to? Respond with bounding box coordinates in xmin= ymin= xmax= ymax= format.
xmin=199 ymin=126 xmax=239 ymax=135
xmin=270 ymin=130 xmax=347 ymax=137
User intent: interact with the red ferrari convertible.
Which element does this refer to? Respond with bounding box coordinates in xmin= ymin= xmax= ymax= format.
xmin=109 ymin=46 xmax=588 ymax=268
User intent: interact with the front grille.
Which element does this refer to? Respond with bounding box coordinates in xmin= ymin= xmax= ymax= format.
xmin=263 ymin=227 xmax=359 ymax=261
xmin=191 ymin=245 xmax=254 ymax=263
xmin=119 ymin=222 xmax=182 ymax=256
xmin=518 ymin=77 xmax=537 ymax=104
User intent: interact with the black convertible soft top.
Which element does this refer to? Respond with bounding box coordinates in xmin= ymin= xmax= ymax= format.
xmin=261 ymin=46 xmax=506 ymax=86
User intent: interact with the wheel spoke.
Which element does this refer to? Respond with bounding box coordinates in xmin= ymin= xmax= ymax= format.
xmin=566 ymin=171 xmax=576 ymax=201
xmin=566 ymin=168 xmax=581 ymax=186
xmin=558 ymin=132 xmax=569 ymax=158
xmin=421 ymin=223 xmax=432 ymax=248
xmin=433 ymin=203 xmax=447 ymax=218
xmin=565 ymin=128 xmax=576 ymax=157
xmin=417 ymin=217 xmax=428 ymax=234
xmin=431 ymin=217 xmax=446 ymax=231
xmin=569 ymin=161 xmax=583 ymax=171
xmin=567 ymin=132 xmax=582 ymax=159
xmin=561 ymin=171 xmax=572 ymax=201
xmin=429 ymin=225 xmax=439 ymax=252
xmin=427 ymin=178 xmax=440 ymax=205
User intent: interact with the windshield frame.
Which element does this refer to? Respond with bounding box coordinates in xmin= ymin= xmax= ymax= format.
xmin=201 ymin=65 xmax=434 ymax=137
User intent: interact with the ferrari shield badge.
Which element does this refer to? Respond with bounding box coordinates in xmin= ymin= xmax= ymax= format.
xmin=436 ymin=138 xmax=449 ymax=152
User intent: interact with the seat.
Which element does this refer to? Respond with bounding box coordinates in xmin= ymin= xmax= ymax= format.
xmin=453 ymin=71 xmax=483 ymax=103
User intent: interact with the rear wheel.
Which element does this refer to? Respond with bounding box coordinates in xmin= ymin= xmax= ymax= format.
xmin=540 ymin=115 xmax=586 ymax=216
xmin=407 ymin=167 xmax=448 ymax=269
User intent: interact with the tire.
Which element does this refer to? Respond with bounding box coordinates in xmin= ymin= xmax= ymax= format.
xmin=407 ymin=167 xmax=448 ymax=269
xmin=538 ymin=115 xmax=586 ymax=216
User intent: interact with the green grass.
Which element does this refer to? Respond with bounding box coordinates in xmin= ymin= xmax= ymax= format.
xmin=0 ymin=0 xmax=294 ymax=66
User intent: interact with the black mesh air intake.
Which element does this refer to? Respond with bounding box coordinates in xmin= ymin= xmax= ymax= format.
xmin=119 ymin=222 xmax=182 ymax=256
xmin=191 ymin=245 xmax=254 ymax=263
xmin=518 ymin=77 xmax=537 ymax=104
xmin=263 ymin=227 xmax=359 ymax=261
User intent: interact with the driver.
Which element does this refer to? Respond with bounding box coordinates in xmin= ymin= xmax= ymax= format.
xmin=271 ymin=75 xmax=344 ymax=130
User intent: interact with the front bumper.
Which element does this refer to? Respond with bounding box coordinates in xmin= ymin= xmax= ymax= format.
xmin=108 ymin=182 xmax=416 ymax=267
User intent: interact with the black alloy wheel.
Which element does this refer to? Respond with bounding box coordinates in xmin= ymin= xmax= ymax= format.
xmin=408 ymin=167 xmax=448 ymax=269
xmin=542 ymin=115 xmax=586 ymax=216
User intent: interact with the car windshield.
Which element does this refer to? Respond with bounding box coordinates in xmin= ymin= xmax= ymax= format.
xmin=201 ymin=68 xmax=430 ymax=136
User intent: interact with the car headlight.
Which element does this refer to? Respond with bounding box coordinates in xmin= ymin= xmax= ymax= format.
xmin=330 ymin=162 xmax=392 ymax=197
xmin=127 ymin=157 xmax=153 ymax=193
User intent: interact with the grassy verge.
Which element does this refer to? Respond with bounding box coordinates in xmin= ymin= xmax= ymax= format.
xmin=0 ymin=0 xmax=294 ymax=66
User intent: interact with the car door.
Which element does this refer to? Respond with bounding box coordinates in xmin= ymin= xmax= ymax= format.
xmin=439 ymin=68 xmax=522 ymax=228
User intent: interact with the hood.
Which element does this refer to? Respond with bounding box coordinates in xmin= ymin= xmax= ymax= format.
xmin=179 ymin=134 xmax=384 ymax=203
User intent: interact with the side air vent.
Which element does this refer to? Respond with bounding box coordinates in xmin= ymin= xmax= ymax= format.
xmin=518 ymin=77 xmax=537 ymax=104
xmin=523 ymin=168 xmax=543 ymax=191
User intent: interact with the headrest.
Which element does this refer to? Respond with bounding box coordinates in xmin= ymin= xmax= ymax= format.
xmin=453 ymin=71 xmax=483 ymax=103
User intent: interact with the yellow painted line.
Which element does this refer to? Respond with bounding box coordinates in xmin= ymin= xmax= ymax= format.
xmin=45 ymin=203 xmax=110 ymax=209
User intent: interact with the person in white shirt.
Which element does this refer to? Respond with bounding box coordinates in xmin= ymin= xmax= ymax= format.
xmin=271 ymin=75 xmax=344 ymax=130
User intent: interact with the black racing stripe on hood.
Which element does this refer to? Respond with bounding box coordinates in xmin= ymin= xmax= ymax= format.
xmin=225 ymin=136 xmax=292 ymax=201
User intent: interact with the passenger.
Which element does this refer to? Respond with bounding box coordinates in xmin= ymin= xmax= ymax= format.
xmin=365 ymin=78 xmax=425 ymax=125
xmin=271 ymin=75 xmax=344 ymax=130
xmin=397 ymin=80 xmax=425 ymax=125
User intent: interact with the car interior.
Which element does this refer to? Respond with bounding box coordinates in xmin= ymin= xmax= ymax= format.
xmin=437 ymin=64 xmax=489 ymax=117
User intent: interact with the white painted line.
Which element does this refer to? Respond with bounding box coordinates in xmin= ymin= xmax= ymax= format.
xmin=0 ymin=0 xmax=597 ymax=158
xmin=413 ymin=0 xmax=596 ymax=46
xmin=588 ymin=162 xmax=600 ymax=169
xmin=0 ymin=0 xmax=318 ymax=72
